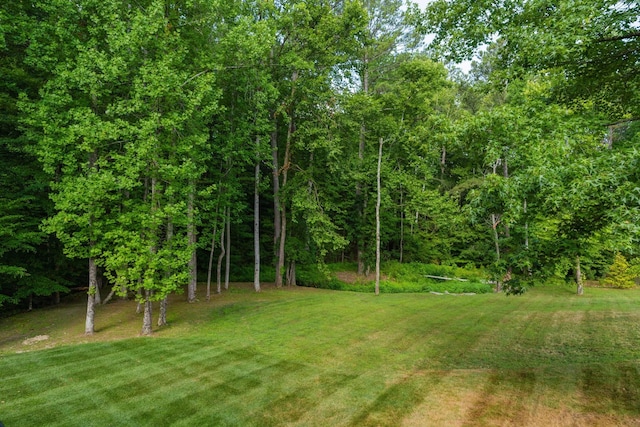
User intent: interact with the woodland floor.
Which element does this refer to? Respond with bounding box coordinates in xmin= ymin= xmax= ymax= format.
xmin=1 ymin=281 xmax=640 ymax=426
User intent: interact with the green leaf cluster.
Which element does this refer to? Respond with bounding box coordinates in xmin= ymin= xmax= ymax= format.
xmin=603 ymin=253 xmax=636 ymax=289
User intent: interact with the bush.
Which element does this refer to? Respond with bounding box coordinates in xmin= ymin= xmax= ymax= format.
xmin=296 ymin=264 xmax=345 ymax=290
xmin=602 ymin=254 xmax=636 ymax=289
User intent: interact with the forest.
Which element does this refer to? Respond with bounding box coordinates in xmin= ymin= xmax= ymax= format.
xmin=0 ymin=0 xmax=639 ymax=335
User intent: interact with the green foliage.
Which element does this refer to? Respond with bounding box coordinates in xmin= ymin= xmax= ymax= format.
xmin=1 ymin=0 xmax=638 ymax=314
xmin=227 ymin=264 xmax=276 ymax=284
xmin=296 ymin=264 xmax=345 ymax=290
xmin=603 ymin=254 xmax=636 ymax=289
xmin=301 ymin=262 xmax=491 ymax=294
xmin=384 ymin=260 xmax=486 ymax=282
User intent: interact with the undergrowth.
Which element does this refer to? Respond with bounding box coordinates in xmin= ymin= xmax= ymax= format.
xmin=299 ymin=261 xmax=492 ymax=294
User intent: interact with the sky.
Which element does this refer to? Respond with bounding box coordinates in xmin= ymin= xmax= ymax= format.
xmin=412 ymin=0 xmax=432 ymax=9
xmin=407 ymin=0 xmax=474 ymax=73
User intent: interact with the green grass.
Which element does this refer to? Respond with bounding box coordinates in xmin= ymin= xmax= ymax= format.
xmin=1 ymin=283 xmax=640 ymax=426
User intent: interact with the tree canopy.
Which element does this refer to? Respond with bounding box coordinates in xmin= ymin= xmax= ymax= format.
xmin=0 ymin=0 xmax=639 ymax=328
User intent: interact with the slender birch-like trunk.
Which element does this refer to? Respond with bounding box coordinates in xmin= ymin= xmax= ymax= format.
xmin=102 ymin=287 xmax=116 ymax=305
xmin=254 ymin=136 xmax=261 ymax=292
xmin=225 ymin=207 xmax=231 ymax=290
xmin=275 ymin=71 xmax=297 ymax=288
xmin=85 ymin=256 xmax=97 ymax=335
xmin=85 ymin=150 xmax=98 ymax=335
xmin=141 ymin=289 xmax=153 ymax=336
xmin=271 ymin=125 xmax=281 ymax=255
xmin=375 ymin=137 xmax=383 ymax=296
xmin=187 ymin=188 xmax=197 ymax=302
xmin=94 ymin=275 xmax=101 ymax=305
xmin=206 ymin=211 xmax=219 ymax=301
xmin=216 ymin=208 xmax=226 ymax=294
xmin=399 ymin=189 xmax=404 ymax=263
xmin=524 ymin=199 xmax=529 ymax=250
xmin=136 ymin=286 xmax=142 ymax=314
xmin=158 ymin=218 xmax=173 ymax=326
xmin=491 ymin=213 xmax=502 ymax=292
xmin=576 ymin=255 xmax=584 ymax=295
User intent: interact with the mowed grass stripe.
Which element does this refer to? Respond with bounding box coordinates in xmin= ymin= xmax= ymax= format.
xmin=2 ymin=284 xmax=640 ymax=426
xmin=0 ymin=339 xmax=228 ymax=397
xmin=3 ymin=343 xmax=300 ymax=426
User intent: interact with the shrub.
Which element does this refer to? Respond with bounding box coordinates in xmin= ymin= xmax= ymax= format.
xmin=296 ymin=264 xmax=345 ymax=290
xmin=602 ymin=254 xmax=636 ymax=289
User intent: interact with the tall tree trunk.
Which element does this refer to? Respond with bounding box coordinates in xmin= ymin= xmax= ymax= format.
xmin=206 ymin=209 xmax=219 ymax=301
xmin=491 ymin=213 xmax=502 ymax=292
xmin=216 ymin=208 xmax=227 ymax=294
xmin=94 ymin=274 xmax=102 ymax=305
xmin=85 ymin=256 xmax=97 ymax=335
xmin=187 ymin=187 xmax=197 ymax=303
xmin=503 ymin=157 xmax=510 ymax=238
xmin=141 ymin=289 xmax=153 ymax=336
xmin=286 ymin=260 xmax=296 ymax=286
xmin=135 ymin=286 xmax=142 ymax=314
xmin=86 ymin=149 xmax=99 ymax=335
xmin=275 ymin=71 xmax=297 ymax=288
xmin=375 ymin=137 xmax=383 ymax=296
xmin=102 ymin=287 xmax=116 ymax=305
xmin=399 ymin=189 xmax=404 ymax=263
xmin=356 ymin=119 xmax=366 ymax=275
xmin=270 ymin=47 xmax=281 ymax=257
xmin=576 ymin=255 xmax=584 ymax=295
xmin=120 ymin=278 xmax=128 ymax=300
xmin=271 ymin=124 xmax=281 ymax=256
xmin=524 ymin=199 xmax=529 ymax=250
xmin=276 ymin=207 xmax=287 ymax=288
xmin=357 ymin=54 xmax=369 ymax=276
xmin=225 ymin=206 xmax=231 ymax=290
xmin=158 ymin=217 xmax=173 ymax=326
xmin=254 ymin=136 xmax=261 ymax=292
xmin=491 ymin=214 xmax=501 ymax=261
xmin=158 ymin=297 xmax=167 ymax=327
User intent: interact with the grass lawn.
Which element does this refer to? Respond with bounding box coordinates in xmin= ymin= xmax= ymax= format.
xmin=1 ymin=283 xmax=640 ymax=426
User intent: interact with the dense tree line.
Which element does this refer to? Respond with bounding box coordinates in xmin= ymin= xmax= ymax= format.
xmin=0 ymin=0 xmax=638 ymax=332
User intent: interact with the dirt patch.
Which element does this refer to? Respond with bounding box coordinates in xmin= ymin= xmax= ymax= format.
xmin=334 ymin=271 xmax=386 ymax=284
xmin=22 ymin=335 xmax=50 ymax=345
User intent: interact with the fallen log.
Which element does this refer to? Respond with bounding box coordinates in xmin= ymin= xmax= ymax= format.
xmin=425 ymin=275 xmax=468 ymax=282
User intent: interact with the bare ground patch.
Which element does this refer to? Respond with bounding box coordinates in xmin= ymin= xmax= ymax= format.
xmin=334 ymin=271 xmax=387 ymax=284
xmin=401 ymin=368 xmax=640 ymax=427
